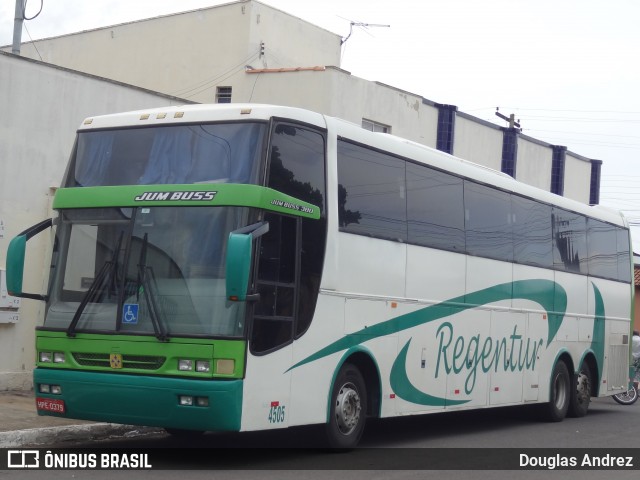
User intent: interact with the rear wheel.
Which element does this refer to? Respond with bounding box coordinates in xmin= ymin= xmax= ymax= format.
xmin=540 ymin=360 xmax=571 ymax=422
xmin=568 ymin=363 xmax=592 ymax=417
xmin=325 ymin=363 xmax=367 ymax=449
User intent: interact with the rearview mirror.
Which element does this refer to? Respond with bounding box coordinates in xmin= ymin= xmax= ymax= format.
xmin=225 ymin=221 xmax=269 ymax=301
xmin=6 ymin=218 xmax=53 ymax=301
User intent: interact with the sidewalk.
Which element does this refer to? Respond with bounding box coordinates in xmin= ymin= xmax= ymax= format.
xmin=0 ymin=390 xmax=161 ymax=447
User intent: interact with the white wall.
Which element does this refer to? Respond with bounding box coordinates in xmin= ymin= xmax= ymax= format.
xmin=0 ymin=52 xmax=189 ymax=390
xmin=453 ymin=115 xmax=503 ymax=171
xmin=4 ymin=1 xmax=341 ymax=104
xmin=245 ymin=67 xmax=439 ymax=146
xmin=516 ymin=137 xmax=553 ymax=191
xmin=564 ymin=153 xmax=592 ymax=204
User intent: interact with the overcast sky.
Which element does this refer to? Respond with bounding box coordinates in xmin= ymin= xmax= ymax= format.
xmin=2 ymin=0 xmax=639 ymax=250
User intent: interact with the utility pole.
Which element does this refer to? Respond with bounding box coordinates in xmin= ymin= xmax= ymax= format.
xmin=495 ymin=107 xmax=521 ymax=130
xmin=12 ymin=0 xmax=24 ymax=54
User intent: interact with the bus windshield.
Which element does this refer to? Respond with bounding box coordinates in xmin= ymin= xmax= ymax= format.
xmin=66 ymin=122 xmax=266 ymax=187
xmin=45 ymin=206 xmax=250 ymax=338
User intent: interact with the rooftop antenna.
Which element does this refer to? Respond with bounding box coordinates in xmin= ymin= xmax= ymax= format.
xmin=340 ymin=18 xmax=390 ymax=45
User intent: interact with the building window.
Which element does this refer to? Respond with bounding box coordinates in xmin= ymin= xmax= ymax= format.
xmin=215 ymin=86 xmax=232 ymax=103
xmin=362 ymin=119 xmax=390 ymax=134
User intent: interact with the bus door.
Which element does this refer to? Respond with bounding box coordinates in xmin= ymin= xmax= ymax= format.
xmin=240 ymin=212 xmax=300 ymax=431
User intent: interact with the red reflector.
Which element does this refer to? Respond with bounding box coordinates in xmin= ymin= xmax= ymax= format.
xmin=36 ymin=397 xmax=65 ymax=414
xmin=494 ymin=387 xmax=499 ymax=392
xmin=454 ymin=389 xmax=460 ymax=395
xmin=270 ymin=401 xmax=279 ymax=407
xmin=390 ymin=394 xmax=396 ymax=399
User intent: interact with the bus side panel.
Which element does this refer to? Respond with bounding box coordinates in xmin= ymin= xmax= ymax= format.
xmin=405 ymin=245 xmax=466 ymax=304
xmin=587 ymin=277 xmax=630 ymax=396
xmin=240 ymin=345 xmax=292 ymax=432
xmin=289 ymin=294 xmax=346 ymax=427
xmin=334 ymin=234 xmax=406 ymax=299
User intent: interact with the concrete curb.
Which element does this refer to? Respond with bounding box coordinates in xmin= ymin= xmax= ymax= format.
xmin=0 ymin=424 xmax=163 ymax=448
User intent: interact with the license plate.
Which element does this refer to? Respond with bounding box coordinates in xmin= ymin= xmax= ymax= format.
xmin=36 ymin=397 xmax=66 ymax=414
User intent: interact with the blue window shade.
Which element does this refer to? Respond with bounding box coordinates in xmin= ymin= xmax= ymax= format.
xmin=501 ymin=129 xmax=518 ymax=178
xmin=551 ymin=146 xmax=566 ymax=196
xmin=590 ymin=160 xmax=602 ymax=205
xmin=436 ymin=104 xmax=457 ymax=154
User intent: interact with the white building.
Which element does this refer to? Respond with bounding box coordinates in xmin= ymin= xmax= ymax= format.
xmin=0 ymin=52 xmax=191 ymax=389
xmin=4 ymin=0 xmax=601 ymax=204
xmin=1 ymin=0 xmax=603 ymax=390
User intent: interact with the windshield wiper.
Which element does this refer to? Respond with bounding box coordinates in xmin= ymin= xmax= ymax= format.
xmin=137 ymin=233 xmax=169 ymax=342
xmin=67 ymin=232 xmax=123 ymax=338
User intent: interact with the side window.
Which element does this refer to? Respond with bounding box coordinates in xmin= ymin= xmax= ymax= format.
xmin=406 ymin=162 xmax=464 ymax=252
xmin=552 ymin=208 xmax=587 ymax=273
xmin=464 ymin=182 xmax=513 ymax=261
xmin=512 ymin=196 xmax=553 ymax=267
xmin=337 ymin=140 xmax=407 ymax=242
xmin=617 ymin=227 xmax=632 ymax=283
xmin=267 ymin=123 xmax=326 ymax=338
xmin=587 ymin=219 xmax=619 ymax=280
xmin=251 ymin=214 xmax=298 ymax=354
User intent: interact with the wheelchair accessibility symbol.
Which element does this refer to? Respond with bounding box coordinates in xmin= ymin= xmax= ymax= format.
xmin=123 ymin=303 xmax=139 ymax=325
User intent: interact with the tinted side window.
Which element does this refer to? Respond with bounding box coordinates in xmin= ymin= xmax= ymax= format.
xmin=464 ymin=182 xmax=513 ymax=261
xmin=587 ymin=219 xmax=619 ymax=280
xmin=512 ymin=196 xmax=552 ymax=267
xmin=268 ymin=124 xmax=326 ymax=338
xmin=337 ymin=140 xmax=407 ymax=242
xmin=406 ymin=162 xmax=464 ymax=252
xmin=616 ymin=227 xmax=632 ymax=283
xmin=269 ymin=124 xmax=325 ymax=213
xmin=552 ymin=208 xmax=587 ymax=273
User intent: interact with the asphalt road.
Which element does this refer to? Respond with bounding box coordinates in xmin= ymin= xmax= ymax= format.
xmin=3 ymin=396 xmax=639 ymax=479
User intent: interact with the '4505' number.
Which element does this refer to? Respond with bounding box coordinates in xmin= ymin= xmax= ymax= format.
xmin=268 ymin=405 xmax=285 ymax=424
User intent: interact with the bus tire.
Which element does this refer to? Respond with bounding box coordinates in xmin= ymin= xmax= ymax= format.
xmin=325 ymin=363 xmax=367 ymax=449
xmin=568 ymin=363 xmax=592 ymax=418
xmin=540 ymin=360 xmax=571 ymax=422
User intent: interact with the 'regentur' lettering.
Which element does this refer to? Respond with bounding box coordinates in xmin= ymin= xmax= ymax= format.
xmin=435 ymin=322 xmax=544 ymax=394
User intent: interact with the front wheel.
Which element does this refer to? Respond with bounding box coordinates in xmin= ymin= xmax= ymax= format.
xmin=612 ymin=387 xmax=638 ymax=405
xmin=540 ymin=360 xmax=571 ymax=422
xmin=325 ymin=363 xmax=367 ymax=449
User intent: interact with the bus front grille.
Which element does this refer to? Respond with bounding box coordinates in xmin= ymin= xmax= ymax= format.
xmin=72 ymin=352 xmax=166 ymax=370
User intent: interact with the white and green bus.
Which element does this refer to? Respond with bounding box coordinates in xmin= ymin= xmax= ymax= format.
xmin=7 ymin=104 xmax=634 ymax=448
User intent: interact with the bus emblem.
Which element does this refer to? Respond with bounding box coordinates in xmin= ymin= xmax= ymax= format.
xmin=110 ymin=353 xmax=123 ymax=369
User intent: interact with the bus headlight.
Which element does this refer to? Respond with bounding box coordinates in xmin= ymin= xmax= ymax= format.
xmin=53 ymin=352 xmax=66 ymax=363
xmin=178 ymin=359 xmax=193 ymax=371
xmin=195 ymin=360 xmax=211 ymax=373
xmin=39 ymin=352 xmax=53 ymax=363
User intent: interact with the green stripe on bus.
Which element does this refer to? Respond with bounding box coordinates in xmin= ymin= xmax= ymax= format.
xmin=288 ymin=279 xmax=566 ymax=373
xmin=52 ymin=184 xmax=320 ymax=219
